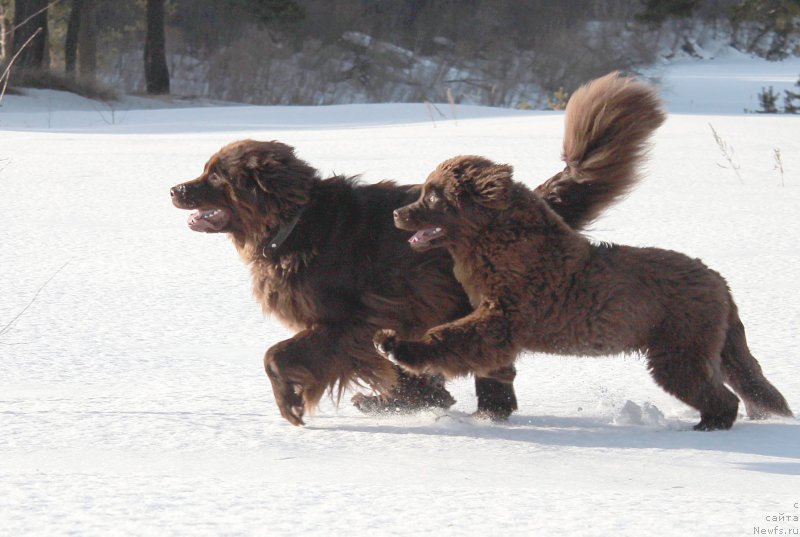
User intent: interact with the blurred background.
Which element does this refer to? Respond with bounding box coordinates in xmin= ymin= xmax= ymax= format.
xmin=1 ymin=0 xmax=799 ymax=110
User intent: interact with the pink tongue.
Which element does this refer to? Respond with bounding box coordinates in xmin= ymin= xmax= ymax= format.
xmin=409 ymin=228 xmax=438 ymax=244
xmin=188 ymin=211 xmax=219 ymax=232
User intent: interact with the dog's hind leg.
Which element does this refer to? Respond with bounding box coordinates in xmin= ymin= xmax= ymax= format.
xmin=646 ymin=344 xmax=740 ymax=431
xmin=351 ymin=369 xmax=457 ymax=414
xmin=719 ymin=300 xmax=792 ymax=419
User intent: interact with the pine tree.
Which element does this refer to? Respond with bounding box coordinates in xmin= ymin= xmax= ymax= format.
xmin=783 ymin=75 xmax=800 ymax=114
xmin=757 ymin=86 xmax=779 ymax=113
xmin=731 ymin=0 xmax=800 ymax=60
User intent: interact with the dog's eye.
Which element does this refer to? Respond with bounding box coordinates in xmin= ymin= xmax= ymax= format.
xmin=208 ymin=173 xmax=224 ymax=186
xmin=427 ymin=193 xmax=439 ymax=205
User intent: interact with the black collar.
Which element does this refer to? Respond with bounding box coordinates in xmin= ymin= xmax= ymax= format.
xmin=262 ymin=206 xmax=306 ymax=257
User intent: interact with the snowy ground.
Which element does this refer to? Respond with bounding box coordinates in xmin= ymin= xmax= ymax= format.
xmin=647 ymin=46 xmax=800 ymax=114
xmin=1 ymin=55 xmax=799 ymax=536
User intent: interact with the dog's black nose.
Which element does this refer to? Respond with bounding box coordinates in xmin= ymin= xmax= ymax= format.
xmin=170 ymin=185 xmax=184 ymax=198
xmin=392 ymin=209 xmax=400 ymax=220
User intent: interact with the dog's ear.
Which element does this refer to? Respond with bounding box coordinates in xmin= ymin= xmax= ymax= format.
xmin=248 ymin=151 xmax=290 ymax=193
xmin=470 ymin=164 xmax=513 ymax=209
xmin=246 ymin=146 xmax=313 ymax=206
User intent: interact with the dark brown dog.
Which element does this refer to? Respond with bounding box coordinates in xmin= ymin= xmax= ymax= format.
xmin=172 ymin=146 xmax=466 ymax=425
xmin=170 ymin=72 xmax=662 ymax=425
xmin=375 ymin=75 xmax=793 ymax=431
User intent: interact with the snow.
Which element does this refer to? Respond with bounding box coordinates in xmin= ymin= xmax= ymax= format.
xmin=647 ymin=46 xmax=800 ymax=114
xmin=1 ymin=53 xmax=799 ymax=536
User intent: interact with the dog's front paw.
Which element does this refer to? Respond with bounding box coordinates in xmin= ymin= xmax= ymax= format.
xmin=373 ymin=329 xmax=398 ymax=363
xmin=270 ymin=381 xmax=306 ymax=426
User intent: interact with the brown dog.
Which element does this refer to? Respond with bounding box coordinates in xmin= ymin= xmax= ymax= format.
xmin=375 ymin=75 xmax=793 ymax=431
xmin=170 ymin=72 xmax=664 ymax=425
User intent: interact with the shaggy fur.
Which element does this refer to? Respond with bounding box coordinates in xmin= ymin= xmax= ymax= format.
xmin=169 ymin=72 xmax=663 ymax=425
xmin=172 ymin=145 xmax=465 ymax=425
xmin=533 ymin=72 xmax=667 ymax=230
xmin=375 ymin=77 xmax=792 ymax=431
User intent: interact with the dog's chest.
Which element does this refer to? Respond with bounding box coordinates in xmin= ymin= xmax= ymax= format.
xmin=452 ymin=259 xmax=486 ymax=308
xmin=251 ymin=257 xmax=321 ymax=329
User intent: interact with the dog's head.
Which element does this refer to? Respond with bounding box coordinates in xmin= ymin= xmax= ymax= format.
xmin=394 ymin=155 xmax=513 ymax=251
xmin=170 ymin=140 xmax=317 ymax=244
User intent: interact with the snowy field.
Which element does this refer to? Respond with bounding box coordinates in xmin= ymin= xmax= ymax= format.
xmin=1 ymin=53 xmax=799 ymax=536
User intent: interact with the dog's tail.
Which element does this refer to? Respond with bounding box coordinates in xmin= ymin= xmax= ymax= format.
xmin=720 ymin=296 xmax=793 ymax=419
xmin=535 ymin=71 xmax=666 ymax=230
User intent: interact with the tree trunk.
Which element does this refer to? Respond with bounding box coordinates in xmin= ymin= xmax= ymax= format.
xmin=144 ymin=0 xmax=169 ymax=95
xmin=1 ymin=10 xmax=9 ymax=63
xmin=12 ymin=0 xmax=49 ymax=70
xmin=78 ymin=0 xmax=96 ymax=80
xmin=65 ymin=0 xmax=82 ymax=75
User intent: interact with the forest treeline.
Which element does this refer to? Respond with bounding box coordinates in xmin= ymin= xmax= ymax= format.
xmin=1 ymin=0 xmax=799 ymax=107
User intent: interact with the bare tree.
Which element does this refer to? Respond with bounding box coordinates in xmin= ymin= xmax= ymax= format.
xmin=77 ymin=0 xmax=95 ymax=79
xmin=1 ymin=2 xmax=10 ymax=62
xmin=65 ymin=0 xmax=80 ymax=74
xmin=144 ymin=0 xmax=169 ymax=94
xmin=65 ymin=0 xmax=95 ymax=79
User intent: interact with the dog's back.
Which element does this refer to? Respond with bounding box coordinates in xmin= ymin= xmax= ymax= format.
xmin=527 ymin=241 xmax=730 ymax=356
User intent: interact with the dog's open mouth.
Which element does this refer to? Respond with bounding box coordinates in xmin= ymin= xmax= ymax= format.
xmin=187 ymin=208 xmax=230 ymax=232
xmin=408 ymin=227 xmax=446 ymax=249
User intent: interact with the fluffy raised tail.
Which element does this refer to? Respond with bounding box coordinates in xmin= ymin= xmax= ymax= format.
xmin=720 ymin=297 xmax=793 ymax=419
xmin=534 ymin=71 xmax=666 ymax=230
